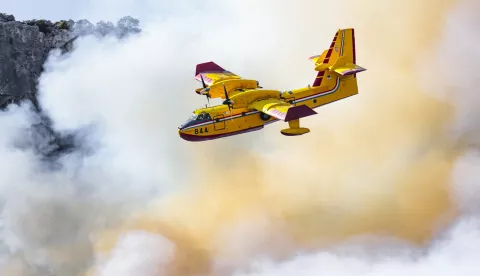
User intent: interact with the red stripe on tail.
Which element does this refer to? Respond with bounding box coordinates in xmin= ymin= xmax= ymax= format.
xmin=352 ymin=29 xmax=357 ymax=78
xmin=352 ymin=29 xmax=356 ymax=64
xmin=312 ymin=71 xmax=325 ymax=87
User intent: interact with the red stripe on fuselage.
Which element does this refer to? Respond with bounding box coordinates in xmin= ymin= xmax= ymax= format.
xmin=180 ymin=126 xmax=263 ymax=141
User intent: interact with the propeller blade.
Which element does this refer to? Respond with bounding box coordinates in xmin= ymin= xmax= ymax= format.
xmin=222 ymin=84 xmax=233 ymax=112
xmin=223 ymin=84 xmax=229 ymax=100
xmin=200 ymin=74 xmax=207 ymax=89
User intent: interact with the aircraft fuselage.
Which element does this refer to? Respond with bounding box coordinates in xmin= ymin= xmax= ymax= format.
xmin=178 ymin=75 xmax=357 ymax=142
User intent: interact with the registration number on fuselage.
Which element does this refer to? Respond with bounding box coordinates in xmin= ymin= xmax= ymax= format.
xmin=194 ymin=127 xmax=209 ymax=135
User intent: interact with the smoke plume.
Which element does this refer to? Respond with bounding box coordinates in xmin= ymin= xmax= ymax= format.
xmin=1 ymin=0 xmax=480 ymax=275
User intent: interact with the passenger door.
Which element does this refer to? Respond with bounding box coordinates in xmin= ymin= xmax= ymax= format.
xmin=213 ymin=114 xmax=225 ymax=131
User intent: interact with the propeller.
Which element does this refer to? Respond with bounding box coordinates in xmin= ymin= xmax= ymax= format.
xmin=200 ymin=74 xmax=207 ymax=89
xmin=199 ymin=74 xmax=211 ymax=105
xmin=222 ymin=84 xmax=234 ymax=111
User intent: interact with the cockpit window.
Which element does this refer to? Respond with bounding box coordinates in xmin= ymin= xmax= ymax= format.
xmin=179 ymin=112 xmax=212 ymax=129
xmin=197 ymin=112 xmax=212 ymax=121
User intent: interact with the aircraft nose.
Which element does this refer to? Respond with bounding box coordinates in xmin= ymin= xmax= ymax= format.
xmin=178 ymin=129 xmax=185 ymax=139
xmin=178 ymin=129 xmax=193 ymax=141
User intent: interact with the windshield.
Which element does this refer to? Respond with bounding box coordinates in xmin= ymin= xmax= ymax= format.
xmin=179 ymin=113 xmax=197 ymax=129
xmin=179 ymin=112 xmax=212 ymax=129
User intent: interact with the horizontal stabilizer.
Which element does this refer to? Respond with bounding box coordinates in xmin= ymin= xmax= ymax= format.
xmin=284 ymin=105 xmax=317 ymax=122
xmin=333 ymin=63 xmax=367 ymax=76
xmin=308 ymin=54 xmax=321 ymax=63
xmin=310 ymin=28 xmax=366 ymax=81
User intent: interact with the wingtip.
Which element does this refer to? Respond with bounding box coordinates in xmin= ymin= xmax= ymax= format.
xmin=284 ymin=105 xmax=317 ymax=122
xmin=195 ymin=61 xmax=226 ymax=76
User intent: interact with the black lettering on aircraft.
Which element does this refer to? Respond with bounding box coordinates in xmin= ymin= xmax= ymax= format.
xmin=195 ymin=127 xmax=209 ymax=135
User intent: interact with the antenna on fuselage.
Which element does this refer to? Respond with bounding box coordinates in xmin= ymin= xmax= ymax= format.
xmin=257 ymin=80 xmax=263 ymax=88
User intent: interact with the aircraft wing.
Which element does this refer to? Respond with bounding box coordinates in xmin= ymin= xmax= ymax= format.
xmin=249 ymin=99 xmax=317 ymax=122
xmin=195 ymin=61 xmax=241 ymax=86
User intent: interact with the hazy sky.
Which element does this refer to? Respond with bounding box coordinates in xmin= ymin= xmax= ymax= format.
xmin=1 ymin=0 xmax=171 ymax=23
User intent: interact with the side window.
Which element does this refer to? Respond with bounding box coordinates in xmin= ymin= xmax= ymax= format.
xmin=205 ymin=113 xmax=212 ymax=121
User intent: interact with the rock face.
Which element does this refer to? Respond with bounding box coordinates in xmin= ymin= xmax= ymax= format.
xmin=0 ymin=13 xmax=141 ymax=160
xmin=0 ymin=13 xmax=141 ymax=109
xmin=0 ymin=15 xmax=69 ymax=108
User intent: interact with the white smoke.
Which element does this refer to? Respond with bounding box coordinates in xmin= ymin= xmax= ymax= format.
xmin=231 ymin=0 xmax=480 ymax=275
xmin=96 ymin=231 xmax=176 ymax=276
xmin=229 ymin=217 xmax=480 ymax=276
xmin=1 ymin=0 xmax=480 ymax=275
xmin=0 ymin=1 xmax=283 ymax=274
xmin=0 ymin=5 xmax=199 ymax=276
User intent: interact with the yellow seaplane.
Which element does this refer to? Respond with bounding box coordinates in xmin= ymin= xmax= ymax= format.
xmin=178 ymin=28 xmax=366 ymax=142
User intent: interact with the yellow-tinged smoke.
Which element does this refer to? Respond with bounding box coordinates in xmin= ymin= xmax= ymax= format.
xmin=88 ymin=0 xmax=465 ymax=275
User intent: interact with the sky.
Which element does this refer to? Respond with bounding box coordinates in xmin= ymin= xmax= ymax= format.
xmin=2 ymin=0 xmax=105 ymax=21
xmin=1 ymin=0 xmax=480 ymax=276
xmin=1 ymin=0 xmax=194 ymax=23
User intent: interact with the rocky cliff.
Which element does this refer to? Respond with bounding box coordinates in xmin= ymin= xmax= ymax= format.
xmin=0 ymin=12 xmax=141 ymax=109
xmin=0 ymin=13 xmax=141 ymax=160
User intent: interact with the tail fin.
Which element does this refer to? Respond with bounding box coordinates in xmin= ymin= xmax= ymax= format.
xmin=310 ymin=28 xmax=366 ymax=86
